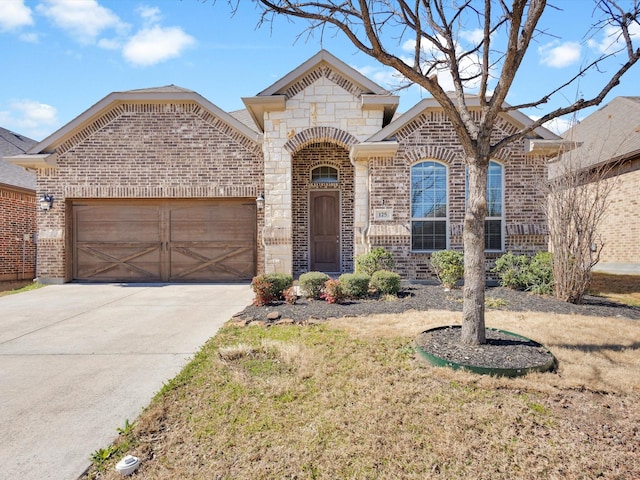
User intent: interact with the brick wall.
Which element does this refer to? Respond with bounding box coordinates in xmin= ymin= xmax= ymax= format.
xmin=0 ymin=185 xmax=36 ymax=281
xmin=595 ymin=158 xmax=640 ymax=271
xmin=37 ymin=102 xmax=264 ymax=282
xmin=292 ymin=142 xmax=354 ymax=275
xmin=366 ymin=111 xmax=549 ymax=280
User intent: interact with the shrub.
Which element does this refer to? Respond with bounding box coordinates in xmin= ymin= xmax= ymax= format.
xmin=370 ymin=270 xmax=401 ymax=296
xmin=264 ymin=273 xmax=293 ymax=299
xmin=430 ymin=250 xmax=464 ymax=289
xmin=526 ymin=251 xmax=554 ymax=295
xmin=283 ymin=286 xmax=298 ymax=305
xmin=251 ymin=273 xmax=293 ymax=306
xmin=251 ymin=275 xmax=276 ymax=306
xmin=339 ymin=273 xmax=371 ymax=299
xmin=492 ymin=251 xmax=554 ymax=295
xmin=355 ymin=247 xmax=395 ymax=276
xmin=299 ymin=272 xmax=330 ymax=299
xmin=492 ymin=252 xmax=530 ymax=290
xmin=321 ymin=279 xmax=344 ymax=304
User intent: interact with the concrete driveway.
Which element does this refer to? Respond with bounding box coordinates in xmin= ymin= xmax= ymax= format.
xmin=0 ymin=283 xmax=253 ymax=480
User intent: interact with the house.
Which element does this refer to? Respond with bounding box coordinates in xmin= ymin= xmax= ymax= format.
xmin=0 ymin=127 xmax=37 ymax=286
xmin=6 ymin=51 xmax=559 ymax=284
xmin=551 ymin=96 xmax=640 ymax=275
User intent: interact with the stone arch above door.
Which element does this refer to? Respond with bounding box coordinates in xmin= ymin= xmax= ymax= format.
xmin=284 ymin=127 xmax=359 ymax=154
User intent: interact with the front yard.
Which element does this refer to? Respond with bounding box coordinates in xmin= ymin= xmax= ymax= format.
xmin=85 ymin=276 xmax=640 ymax=479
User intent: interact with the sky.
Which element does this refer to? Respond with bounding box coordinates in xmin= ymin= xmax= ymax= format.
xmin=0 ymin=0 xmax=638 ymax=142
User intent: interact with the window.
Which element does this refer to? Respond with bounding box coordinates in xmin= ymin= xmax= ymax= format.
xmin=485 ymin=161 xmax=504 ymax=251
xmin=411 ymin=161 xmax=448 ymax=250
xmin=311 ymin=165 xmax=338 ymax=184
xmin=465 ymin=160 xmax=504 ymax=251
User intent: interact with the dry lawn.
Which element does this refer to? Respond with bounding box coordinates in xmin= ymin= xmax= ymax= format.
xmin=590 ymin=272 xmax=640 ymax=306
xmin=87 ymin=308 xmax=640 ymax=480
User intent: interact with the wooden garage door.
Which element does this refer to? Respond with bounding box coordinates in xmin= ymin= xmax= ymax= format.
xmin=73 ymin=199 xmax=256 ymax=282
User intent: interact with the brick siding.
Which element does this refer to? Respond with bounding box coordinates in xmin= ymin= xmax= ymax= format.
xmin=36 ymin=102 xmax=264 ymax=282
xmin=367 ymin=112 xmax=549 ymax=280
xmin=0 ymin=186 xmax=36 ymax=281
xmin=292 ymin=142 xmax=354 ymax=275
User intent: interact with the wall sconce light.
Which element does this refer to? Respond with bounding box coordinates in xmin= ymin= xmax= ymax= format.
xmin=38 ymin=193 xmax=54 ymax=211
xmin=256 ymin=193 xmax=265 ymax=210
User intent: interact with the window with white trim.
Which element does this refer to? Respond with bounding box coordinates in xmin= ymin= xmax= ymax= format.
xmin=465 ymin=160 xmax=504 ymax=251
xmin=411 ymin=161 xmax=448 ymax=251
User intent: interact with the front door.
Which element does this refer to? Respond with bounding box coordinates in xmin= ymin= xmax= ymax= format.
xmin=310 ymin=190 xmax=340 ymax=272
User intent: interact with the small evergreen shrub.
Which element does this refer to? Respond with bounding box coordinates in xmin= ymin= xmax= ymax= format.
xmin=321 ymin=279 xmax=344 ymax=304
xmin=339 ymin=273 xmax=371 ymax=299
xmin=264 ymin=273 xmax=293 ymax=299
xmin=492 ymin=251 xmax=554 ymax=295
xmin=492 ymin=252 xmax=530 ymax=290
xmin=370 ymin=270 xmax=401 ymax=296
xmin=299 ymin=271 xmax=330 ymax=299
xmin=526 ymin=251 xmax=554 ymax=295
xmin=355 ymin=247 xmax=395 ymax=276
xmin=430 ymin=250 xmax=464 ymax=289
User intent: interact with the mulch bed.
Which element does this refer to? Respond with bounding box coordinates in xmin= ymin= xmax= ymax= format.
xmin=234 ymin=283 xmax=640 ymax=324
xmin=233 ymin=284 xmax=639 ymax=374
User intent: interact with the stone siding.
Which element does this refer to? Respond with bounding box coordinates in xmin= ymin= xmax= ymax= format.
xmin=36 ymin=102 xmax=264 ymax=282
xmin=0 ymin=186 xmax=36 ymax=282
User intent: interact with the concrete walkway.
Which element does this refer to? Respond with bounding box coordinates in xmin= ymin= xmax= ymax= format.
xmin=0 ymin=283 xmax=253 ymax=480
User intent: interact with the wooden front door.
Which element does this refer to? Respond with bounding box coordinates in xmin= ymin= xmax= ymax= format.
xmin=310 ymin=190 xmax=340 ymax=272
xmin=73 ymin=199 xmax=256 ymax=283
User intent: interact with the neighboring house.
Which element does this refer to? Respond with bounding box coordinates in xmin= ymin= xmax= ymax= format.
xmin=0 ymin=127 xmax=37 ymax=284
xmin=551 ymin=96 xmax=640 ymax=275
xmin=7 ymin=51 xmax=559 ymax=284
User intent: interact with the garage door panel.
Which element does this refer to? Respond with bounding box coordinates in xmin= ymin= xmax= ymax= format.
xmin=74 ymin=200 xmax=255 ymax=283
xmin=75 ymin=244 xmax=162 ymax=281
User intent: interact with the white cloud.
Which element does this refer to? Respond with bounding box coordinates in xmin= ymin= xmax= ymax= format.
xmin=538 ymin=41 xmax=582 ymax=68
xmin=401 ymin=38 xmax=484 ymax=92
xmin=123 ymin=25 xmax=195 ymax=66
xmin=0 ymin=99 xmax=59 ymax=140
xmin=137 ymin=5 xmax=161 ymax=25
xmin=36 ymin=0 xmax=127 ymax=44
xmin=0 ymin=0 xmax=33 ymax=31
xmin=460 ymin=29 xmax=484 ymax=46
xmin=588 ymin=23 xmax=640 ymax=55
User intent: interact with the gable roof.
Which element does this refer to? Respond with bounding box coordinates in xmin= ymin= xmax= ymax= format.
xmin=242 ymin=50 xmax=399 ymax=131
xmin=366 ymin=96 xmax=560 ymax=143
xmin=18 ymin=85 xmax=262 ymax=164
xmin=557 ymin=96 xmax=640 ymax=171
xmin=0 ymin=127 xmax=36 ymax=190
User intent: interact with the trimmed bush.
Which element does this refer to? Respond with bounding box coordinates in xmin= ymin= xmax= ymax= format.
xmin=370 ymin=270 xmax=401 ymax=296
xmin=251 ymin=273 xmax=293 ymax=306
xmin=339 ymin=273 xmax=371 ymax=299
xmin=321 ymin=279 xmax=344 ymax=304
xmin=430 ymin=250 xmax=464 ymax=289
xmin=299 ymin=271 xmax=330 ymax=299
xmin=355 ymin=247 xmax=395 ymax=276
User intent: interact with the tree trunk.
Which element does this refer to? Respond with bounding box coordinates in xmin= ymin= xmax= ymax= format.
xmin=461 ymin=159 xmax=488 ymax=345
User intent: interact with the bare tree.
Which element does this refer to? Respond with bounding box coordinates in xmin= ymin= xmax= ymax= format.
xmin=247 ymin=0 xmax=640 ymax=344
xmin=544 ymin=120 xmax=621 ymax=303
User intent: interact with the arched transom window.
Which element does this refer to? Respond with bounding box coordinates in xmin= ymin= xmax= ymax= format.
xmin=311 ymin=165 xmax=339 ymax=184
xmin=411 ymin=161 xmax=448 ymax=251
